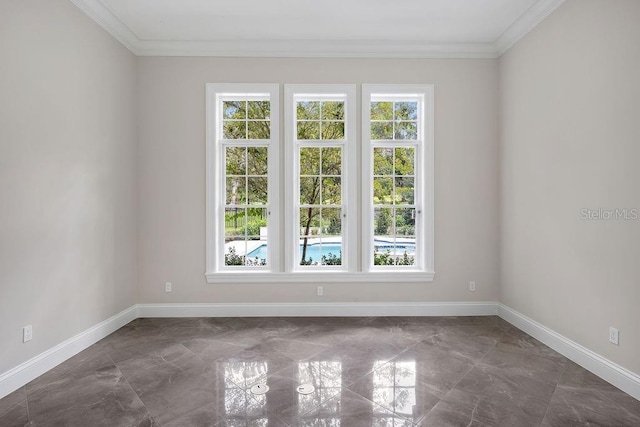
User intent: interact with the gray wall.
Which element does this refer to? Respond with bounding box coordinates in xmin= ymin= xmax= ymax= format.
xmin=0 ymin=0 xmax=138 ymax=373
xmin=137 ymin=57 xmax=500 ymax=304
xmin=499 ymin=0 xmax=640 ymax=374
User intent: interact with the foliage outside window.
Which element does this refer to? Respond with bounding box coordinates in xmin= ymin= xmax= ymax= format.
xmin=206 ymin=83 xmax=434 ymax=283
xmin=296 ymin=99 xmax=345 ymax=267
xmin=363 ymin=85 xmax=434 ymax=274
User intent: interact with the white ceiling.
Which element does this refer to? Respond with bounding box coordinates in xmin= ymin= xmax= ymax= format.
xmin=71 ymin=0 xmax=566 ymax=58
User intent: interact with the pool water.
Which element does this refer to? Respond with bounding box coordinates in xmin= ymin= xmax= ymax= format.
xmin=247 ymin=244 xmax=342 ymax=261
xmin=245 ymin=242 xmax=416 ymax=261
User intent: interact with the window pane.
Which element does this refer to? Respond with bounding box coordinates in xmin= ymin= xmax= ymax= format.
xmin=321 ymin=147 xmax=341 ymax=175
xmin=371 ymin=101 xmax=393 ymax=120
xmin=319 ymin=239 xmax=342 ymax=265
xmin=300 ymin=147 xmax=320 ymax=175
xmin=368 ymin=93 xmax=426 ymax=270
xmin=322 ymin=101 xmax=344 ymax=120
xmin=247 ymin=100 xmax=270 ymax=119
xmin=247 ymin=177 xmax=268 ymax=204
xmin=226 ymin=147 xmax=246 ymax=175
xmin=373 ymin=177 xmax=393 ymax=204
xmin=394 ymin=102 xmax=418 ymax=120
xmin=300 ymin=177 xmax=319 ymax=205
xmin=395 ymin=208 xmax=415 ymax=236
xmin=300 ymin=208 xmax=320 ymax=235
xmin=373 ymin=147 xmax=393 ymax=175
xmin=297 ymin=121 xmax=320 ymax=140
xmin=225 ymin=208 xmax=245 ymax=237
xmin=226 ymin=177 xmax=246 ymax=205
xmin=246 ymin=208 xmax=267 ymax=237
xmin=395 ymin=244 xmax=416 ymax=266
xmin=373 ymin=238 xmax=396 ymax=266
xmin=245 ymin=245 xmax=266 ymax=267
xmin=394 ymin=121 xmax=417 ymax=140
xmin=216 ymin=92 xmax=275 ymax=272
xmin=395 ymin=177 xmax=414 ymax=204
xmin=247 ymin=147 xmax=268 ymax=175
xmin=322 ymin=177 xmax=341 ymax=205
xmin=371 ymin=121 xmax=393 ymax=140
xmin=297 ymin=101 xmax=320 ymax=120
xmin=321 ymin=121 xmax=345 ymax=140
xmin=247 ymin=120 xmax=270 ymax=139
xmin=300 ymin=208 xmax=320 ymax=265
xmin=374 ymin=208 xmax=393 ymax=235
xmin=394 ymin=147 xmax=415 ymax=176
xmin=224 ymin=238 xmax=246 ymax=266
xmin=223 ymin=121 xmax=246 ymax=139
xmin=223 ymin=101 xmax=246 ymax=119
xmin=322 ymin=208 xmax=342 ymax=236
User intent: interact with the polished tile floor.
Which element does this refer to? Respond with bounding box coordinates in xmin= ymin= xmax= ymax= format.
xmin=1 ymin=316 xmax=639 ymax=426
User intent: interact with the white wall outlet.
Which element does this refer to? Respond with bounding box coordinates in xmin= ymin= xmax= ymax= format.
xmin=469 ymin=281 xmax=476 ymax=291
xmin=165 ymin=282 xmax=172 ymax=292
xmin=317 ymin=286 xmax=324 ymax=296
xmin=609 ymin=327 xmax=619 ymax=345
xmin=23 ymin=325 xmax=32 ymax=343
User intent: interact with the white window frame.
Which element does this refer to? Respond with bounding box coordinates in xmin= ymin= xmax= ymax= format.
xmin=362 ymin=85 xmax=435 ymax=278
xmin=205 ymin=84 xmax=280 ymax=280
xmin=205 ymin=83 xmax=434 ymax=284
xmin=284 ymin=85 xmax=358 ymax=274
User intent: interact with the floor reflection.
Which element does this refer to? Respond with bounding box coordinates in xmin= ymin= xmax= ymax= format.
xmin=223 ymin=361 xmax=269 ymax=425
xmin=297 ymin=361 xmax=342 ymax=424
xmin=372 ymin=360 xmax=417 ymax=424
xmin=218 ymin=356 xmax=421 ymax=425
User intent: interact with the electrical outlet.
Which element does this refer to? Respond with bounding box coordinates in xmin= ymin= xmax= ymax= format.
xmin=317 ymin=286 xmax=324 ymax=296
xmin=23 ymin=325 xmax=32 ymax=343
xmin=609 ymin=327 xmax=619 ymax=345
xmin=469 ymin=281 xmax=476 ymax=291
xmin=165 ymin=282 xmax=172 ymax=292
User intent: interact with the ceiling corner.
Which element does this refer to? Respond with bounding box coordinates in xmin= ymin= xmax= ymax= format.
xmin=70 ymin=0 xmax=140 ymax=54
xmin=494 ymin=0 xmax=567 ymax=56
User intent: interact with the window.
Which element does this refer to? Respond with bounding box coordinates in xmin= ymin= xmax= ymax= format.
xmin=206 ymin=84 xmax=280 ymax=275
xmin=362 ymin=85 xmax=434 ymax=275
xmin=284 ymin=85 xmax=357 ymax=272
xmin=206 ymin=84 xmax=434 ymax=283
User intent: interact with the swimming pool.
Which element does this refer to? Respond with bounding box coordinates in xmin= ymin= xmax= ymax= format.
xmin=245 ymin=240 xmax=416 ymax=261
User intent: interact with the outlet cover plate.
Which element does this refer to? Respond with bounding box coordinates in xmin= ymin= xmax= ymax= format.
xmin=23 ymin=325 xmax=33 ymax=343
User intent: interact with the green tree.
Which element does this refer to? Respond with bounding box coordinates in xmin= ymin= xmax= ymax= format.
xmin=298 ymin=101 xmax=344 ymax=265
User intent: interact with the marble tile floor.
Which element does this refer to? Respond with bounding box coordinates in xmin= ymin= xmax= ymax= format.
xmin=1 ymin=316 xmax=639 ymax=426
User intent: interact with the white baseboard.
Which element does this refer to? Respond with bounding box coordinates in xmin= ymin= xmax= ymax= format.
xmin=3 ymin=301 xmax=638 ymax=404
xmin=136 ymin=301 xmax=499 ymax=318
xmin=0 ymin=305 xmax=138 ymax=400
xmin=498 ymin=303 xmax=640 ymax=401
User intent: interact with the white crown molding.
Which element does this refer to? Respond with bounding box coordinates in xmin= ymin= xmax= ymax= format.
xmin=72 ymin=0 xmax=561 ymax=59
xmin=498 ymin=303 xmax=640 ymax=401
xmin=494 ymin=0 xmax=567 ymax=56
xmin=132 ymin=39 xmax=498 ymax=59
xmin=0 ymin=305 xmax=137 ymax=400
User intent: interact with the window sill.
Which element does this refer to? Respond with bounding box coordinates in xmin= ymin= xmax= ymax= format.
xmin=205 ymin=271 xmax=435 ymax=284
